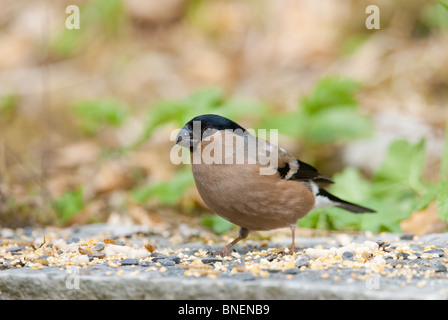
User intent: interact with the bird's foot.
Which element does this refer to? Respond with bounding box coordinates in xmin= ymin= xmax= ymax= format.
xmin=288 ymin=244 xmax=296 ymax=255
xmin=207 ymin=247 xmax=232 ymax=257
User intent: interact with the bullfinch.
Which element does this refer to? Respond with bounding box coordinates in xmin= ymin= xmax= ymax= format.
xmin=176 ymin=114 xmax=374 ymax=255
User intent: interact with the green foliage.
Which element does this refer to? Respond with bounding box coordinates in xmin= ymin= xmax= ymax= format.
xmin=0 ymin=93 xmax=18 ymax=116
xmin=82 ymin=0 xmax=125 ymax=35
xmin=441 ymin=123 xmax=448 ymax=182
xmin=437 ymin=184 xmax=448 ymax=221
xmin=50 ymin=28 xmax=83 ymax=57
xmin=413 ymin=124 xmax=448 ymax=222
xmin=0 ymin=93 xmax=18 ymax=124
xmin=299 ymin=136 xmax=448 ymax=232
xmin=374 ymin=139 xmax=427 ymax=195
xmin=132 ymin=168 xmax=195 ymax=205
xmin=201 ymin=214 xmax=234 ymax=235
xmin=51 ymin=0 xmax=125 ymax=57
xmin=300 ymin=77 xmax=361 ymax=114
xmin=417 ymin=1 xmax=448 ymax=35
xmin=52 ymin=188 xmax=85 ymax=223
xmin=440 ymin=0 xmax=448 ymax=11
xmin=128 ymin=87 xmax=268 ymax=149
xmin=260 ymin=77 xmax=372 ymax=144
xmin=341 ymin=35 xmax=369 ymax=56
xmin=72 ymin=98 xmax=129 ymax=136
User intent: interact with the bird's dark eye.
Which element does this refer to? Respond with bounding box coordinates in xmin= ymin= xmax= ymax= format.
xmin=202 ymin=126 xmax=217 ymax=138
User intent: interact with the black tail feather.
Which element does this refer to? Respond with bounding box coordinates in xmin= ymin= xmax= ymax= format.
xmin=317 ymin=188 xmax=375 ymax=213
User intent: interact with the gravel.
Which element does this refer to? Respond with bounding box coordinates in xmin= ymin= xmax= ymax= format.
xmin=424 ymin=249 xmax=445 ymax=257
xmin=120 ymin=259 xmax=140 ymax=266
xmin=1 ymin=223 xmax=448 ymax=299
xmin=341 ymin=251 xmax=355 ymax=260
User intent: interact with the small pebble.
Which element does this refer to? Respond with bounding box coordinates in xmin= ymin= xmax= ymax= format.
xmin=434 ymin=264 xmax=447 ymax=273
xmin=120 ymin=259 xmax=140 ymax=266
xmin=140 ymin=261 xmax=153 ymax=267
xmin=400 ymin=234 xmax=415 ymax=240
xmin=388 ymin=260 xmax=404 ymax=268
xmin=158 ymin=259 xmax=175 ymax=267
xmin=397 ymin=252 xmax=409 ymax=260
xmin=376 ymin=240 xmax=389 ymax=249
xmin=265 ymin=268 xmax=281 ymax=273
xmin=166 ymin=255 xmax=181 ymax=264
xmin=305 ymin=248 xmax=330 ymax=259
xmin=201 ymin=257 xmax=223 ymax=265
xmin=341 ymin=251 xmax=355 ymax=260
xmin=93 ymin=243 xmax=105 ymax=251
xmin=295 ymin=258 xmax=310 ymax=268
xmin=150 ymin=252 xmax=168 ymax=259
xmin=423 ymin=249 xmax=445 ymax=257
xmin=6 ymin=246 xmax=26 ymax=253
xmin=283 ymin=268 xmax=298 ymax=275
xmin=68 ymin=237 xmax=80 ymax=244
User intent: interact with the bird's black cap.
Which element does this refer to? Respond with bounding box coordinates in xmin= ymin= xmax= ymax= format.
xmin=185 ymin=114 xmax=246 ymax=132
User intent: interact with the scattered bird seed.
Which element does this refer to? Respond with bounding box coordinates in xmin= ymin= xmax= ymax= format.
xmin=2 ymin=226 xmax=448 ymax=289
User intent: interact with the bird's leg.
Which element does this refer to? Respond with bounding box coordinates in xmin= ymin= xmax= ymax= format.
xmin=215 ymin=227 xmax=249 ymax=256
xmin=289 ymin=224 xmax=296 ymax=253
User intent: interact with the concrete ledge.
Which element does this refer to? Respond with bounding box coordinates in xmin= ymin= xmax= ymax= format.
xmin=1 ymin=224 xmax=448 ymax=300
xmin=0 ymin=263 xmax=446 ymax=299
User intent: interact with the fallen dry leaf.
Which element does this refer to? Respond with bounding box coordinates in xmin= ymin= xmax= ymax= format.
xmin=89 ymin=160 xmax=131 ymax=195
xmin=400 ymin=202 xmax=446 ymax=235
xmin=53 ymin=141 xmax=101 ymax=169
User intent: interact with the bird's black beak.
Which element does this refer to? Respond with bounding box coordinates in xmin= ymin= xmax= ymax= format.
xmin=176 ymin=125 xmax=198 ymax=148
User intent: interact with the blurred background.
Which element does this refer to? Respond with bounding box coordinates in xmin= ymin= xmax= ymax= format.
xmin=1 ymin=0 xmax=448 ymax=239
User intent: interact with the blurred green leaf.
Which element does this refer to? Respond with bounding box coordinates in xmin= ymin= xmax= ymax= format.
xmin=257 ymin=111 xmax=304 ymax=137
xmin=132 ymin=168 xmax=195 ymax=205
xmin=0 ymin=93 xmax=18 ymax=121
xmin=201 ymin=214 xmax=234 ymax=234
xmin=420 ymin=1 xmax=448 ymax=32
xmin=305 ymin=107 xmax=372 ymax=143
xmin=72 ymin=98 xmax=129 ymax=135
xmin=50 ymin=28 xmax=83 ymax=57
xmin=82 ymin=0 xmax=124 ymax=35
xmin=414 ymin=181 xmax=448 ymax=223
xmin=52 ymin=188 xmax=84 ymax=223
xmin=440 ymin=0 xmax=448 ymax=11
xmin=437 ymin=183 xmax=448 ymax=221
xmin=129 ymin=88 xmax=267 ymax=149
xmin=300 ymin=77 xmax=361 ymax=114
xmin=341 ymin=35 xmax=369 ymax=56
xmin=441 ymin=124 xmax=448 ymax=181
xmin=329 ymin=167 xmax=371 ymax=203
xmin=414 ymin=184 xmax=439 ymax=212
xmin=374 ymin=139 xmax=426 ymax=194
xmin=260 ymin=76 xmax=371 ymax=144
xmin=51 ymin=0 xmax=125 ymax=57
